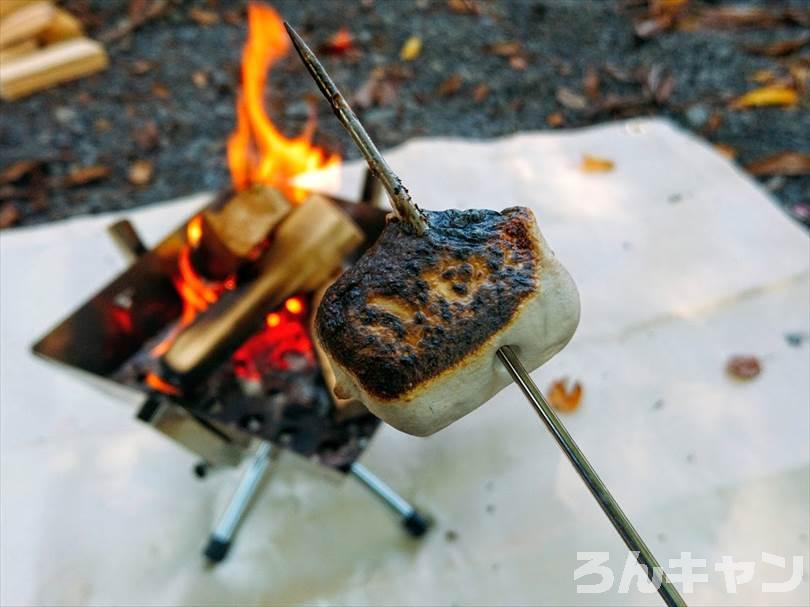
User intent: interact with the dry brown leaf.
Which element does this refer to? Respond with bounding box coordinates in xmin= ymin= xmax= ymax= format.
xmin=128 ymin=160 xmax=154 ymax=186
xmin=133 ymin=120 xmax=159 ymax=151
xmin=746 ymin=152 xmax=810 ymax=176
xmin=696 ymin=5 xmax=803 ymax=29
xmin=583 ymin=67 xmax=600 ymax=101
xmin=400 ymin=36 xmax=422 ymax=61
xmin=472 ymin=84 xmax=490 ymax=102
xmin=353 ymin=67 xmax=398 ymax=108
xmin=714 ymin=143 xmax=737 ymax=159
xmin=509 ymin=55 xmax=528 ymax=71
xmin=556 ymin=87 xmax=588 ymax=110
xmin=547 ymin=379 xmax=583 ymax=413
xmin=448 ymin=0 xmax=481 ymax=15
xmin=189 ymin=7 xmax=219 ymax=26
xmin=546 ymin=112 xmax=564 ymax=127
xmin=726 ymin=355 xmax=761 ymax=380
xmin=130 ymin=59 xmax=155 ymax=75
xmin=704 ymin=112 xmax=723 ymax=133
xmin=0 ymin=160 xmax=41 ymax=185
xmin=581 ymin=154 xmax=615 ymax=172
xmin=730 ymin=85 xmax=798 ymax=109
xmin=0 ymin=202 xmax=20 ymax=229
xmin=151 ymin=83 xmax=170 ymax=99
xmin=192 ymin=70 xmax=209 ymax=88
xmin=438 ymin=73 xmax=463 ymax=96
xmin=486 ymin=41 xmax=521 ymax=57
xmin=750 ymin=69 xmax=776 ymax=84
xmin=94 ymin=118 xmax=112 ymax=132
xmin=744 ymin=33 xmax=810 ymax=57
xmin=63 ymin=165 xmax=110 ymax=187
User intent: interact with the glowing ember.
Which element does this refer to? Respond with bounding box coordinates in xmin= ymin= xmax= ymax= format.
xmin=266 ymin=312 xmax=281 ymax=328
xmin=227 ymin=2 xmax=340 ymax=201
xmin=145 ymin=372 xmax=182 ymax=396
xmin=285 ymin=296 xmax=304 ymax=315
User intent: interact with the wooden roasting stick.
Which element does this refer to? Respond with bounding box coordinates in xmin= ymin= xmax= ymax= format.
xmin=163 ymin=194 xmax=363 ymax=385
xmin=285 ymin=23 xmax=686 ymax=607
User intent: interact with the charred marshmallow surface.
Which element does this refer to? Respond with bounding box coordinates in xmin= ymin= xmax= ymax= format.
xmin=316 ymin=207 xmax=580 ymax=436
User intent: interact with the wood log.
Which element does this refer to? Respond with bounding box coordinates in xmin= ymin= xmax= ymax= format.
xmin=196 ymin=185 xmax=291 ymax=278
xmin=0 ymin=39 xmax=37 ymax=64
xmin=0 ymin=0 xmax=38 ymax=19
xmin=163 ymin=194 xmax=364 ymax=383
xmin=39 ymin=8 xmax=84 ymax=44
xmin=0 ymin=37 xmax=107 ymax=101
xmin=0 ymin=1 xmax=54 ymax=49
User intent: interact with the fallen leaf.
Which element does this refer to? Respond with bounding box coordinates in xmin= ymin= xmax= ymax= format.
xmin=634 ymin=14 xmax=674 ymax=39
xmin=746 ymin=152 xmax=810 ymax=176
xmin=546 ymin=112 xmax=564 ymax=127
xmin=726 ymin=355 xmax=761 ymax=380
xmin=0 ymin=202 xmax=20 ymax=229
xmin=644 ymin=65 xmax=676 ymax=104
xmin=547 ymin=379 xmax=583 ymax=413
xmin=696 ymin=5 xmax=798 ymax=29
xmin=472 ymin=84 xmax=490 ymax=102
xmin=94 ymin=118 xmax=112 ymax=132
xmin=583 ymin=67 xmax=600 ymax=101
xmin=130 ymin=59 xmax=155 ymax=75
xmin=0 ymin=160 xmax=41 ymax=184
xmin=556 ymin=87 xmax=588 ymax=110
xmin=509 ymin=55 xmax=528 ymax=71
xmin=437 ymin=73 xmax=463 ymax=96
xmin=128 ymin=160 xmax=154 ymax=186
xmin=604 ymin=62 xmax=635 ymax=83
xmin=581 ymin=154 xmax=615 ymax=172
xmin=320 ymin=27 xmax=355 ymax=55
xmin=151 ymin=82 xmax=170 ymax=99
xmin=192 ymin=70 xmax=209 ymax=88
xmin=400 ymin=36 xmax=422 ymax=61
xmin=63 ymin=165 xmax=110 ymax=187
xmin=223 ymin=9 xmax=242 ymax=26
xmin=189 ymin=7 xmax=219 ymax=26
xmin=704 ymin=112 xmax=723 ymax=133
xmin=133 ymin=120 xmax=160 ymax=151
xmin=730 ymin=85 xmax=798 ymax=109
xmin=744 ymin=33 xmax=810 ymax=57
xmin=750 ymin=69 xmax=776 ymax=84
xmin=714 ymin=143 xmax=737 ymax=159
xmin=447 ymin=0 xmax=480 ymax=15
xmin=486 ymin=41 xmax=521 ymax=57
xmin=788 ymin=61 xmax=809 ymax=91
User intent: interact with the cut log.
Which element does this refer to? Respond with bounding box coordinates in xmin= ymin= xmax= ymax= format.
xmin=0 ymin=39 xmax=37 ymax=64
xmin=0 ymin=0 xmax=38 ymax=19
xmin=39 ymin=8 xmax=84 ymax=44
xmin=163 ymin=194 xmax=364 ymax=384
xmin=0 ymin=37 xmax=107 ymax=101
xmin=0 ymin=1 xmax=54 ymax=49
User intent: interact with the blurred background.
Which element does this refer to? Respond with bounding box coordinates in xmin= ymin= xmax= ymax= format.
xmin=0 ymin=0 xmax=808 ymax=230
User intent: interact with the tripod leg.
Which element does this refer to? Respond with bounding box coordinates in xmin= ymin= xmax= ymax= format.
xmin=204 ymin=442 xmax=274 ymax=563
xmin=349 ymin=462 xmax=431 ymax=537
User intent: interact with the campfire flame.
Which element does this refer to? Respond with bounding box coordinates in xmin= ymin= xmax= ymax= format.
xmin=147 ymin=2 xmax=332 ymax=396
xmin=227 ymin=2 xmax=340 ymax=201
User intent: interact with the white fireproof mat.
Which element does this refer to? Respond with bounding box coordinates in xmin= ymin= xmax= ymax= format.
xmin=1 ymin=119 xmax=808 ymax=606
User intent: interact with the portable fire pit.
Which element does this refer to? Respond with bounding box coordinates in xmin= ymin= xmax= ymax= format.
xmin=30 ymin=3 xmax=430 ymax=564
xmin=32 ymin=170 xmax=430 ymax=563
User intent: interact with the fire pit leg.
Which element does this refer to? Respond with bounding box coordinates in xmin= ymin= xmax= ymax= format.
xmin=204 ymin=441 xmax=275 ymax=563
xmin=349 ymin=462 xmax=431 ymax=537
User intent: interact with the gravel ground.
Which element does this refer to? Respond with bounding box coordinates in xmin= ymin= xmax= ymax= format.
xmin=1 ymin=0 xmax=808 ymax=229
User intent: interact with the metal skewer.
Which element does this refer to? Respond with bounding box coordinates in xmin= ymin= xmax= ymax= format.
xmin=284 ymin=23 xmax=686 ymax=607
xmin=284 ymin=22 xmax=427 ymax=235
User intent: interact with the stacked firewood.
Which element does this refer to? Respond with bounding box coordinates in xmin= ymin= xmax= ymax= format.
xmin=0 ymin=0 xmax=107 ymax=101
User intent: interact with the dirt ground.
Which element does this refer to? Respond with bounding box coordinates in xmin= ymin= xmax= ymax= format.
xmin=1 ymin=0 xmax=808 ymax=229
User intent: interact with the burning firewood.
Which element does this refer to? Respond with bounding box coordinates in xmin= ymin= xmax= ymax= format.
xmin=162 ymin=194 xmax=363 ymax=384
xmin=198 ymin=185 xmax=292 ymax=277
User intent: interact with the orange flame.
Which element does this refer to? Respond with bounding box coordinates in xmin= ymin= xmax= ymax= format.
xmin=227 ymin=2 xmax=340 ymax=201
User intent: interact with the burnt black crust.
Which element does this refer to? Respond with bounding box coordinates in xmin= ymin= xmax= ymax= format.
xmin=316 ymin=207 xmax=539 ymax=400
